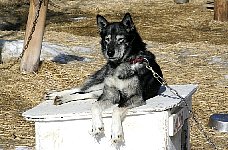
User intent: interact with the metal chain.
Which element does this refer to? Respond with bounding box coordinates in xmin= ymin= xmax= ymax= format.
xmin=143 ymin=58 xmax=218 ymax=150
xmin=0 ymin=0 xmax=43 ymax=70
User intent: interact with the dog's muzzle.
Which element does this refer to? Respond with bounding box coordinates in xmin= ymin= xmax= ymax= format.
xmin=107 ymin=50 xmax=115 ymax=58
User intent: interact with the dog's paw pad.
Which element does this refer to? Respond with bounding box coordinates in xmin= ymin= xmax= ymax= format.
xmin=98 ymin=127 xmax=104 ymax=131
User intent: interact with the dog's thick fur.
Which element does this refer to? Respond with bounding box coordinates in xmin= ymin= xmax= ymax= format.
xmin=45 ymin=13 xmax=163 ymax=144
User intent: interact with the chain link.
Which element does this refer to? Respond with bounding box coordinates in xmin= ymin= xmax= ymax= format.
xmin=143 ymin=58 xmax=218 ymax=150
xmin=0 ymin=0 xmax=43 ymax=70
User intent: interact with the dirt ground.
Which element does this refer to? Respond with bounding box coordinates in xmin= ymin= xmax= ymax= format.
xmin=0 ymin=0 xmax=228 ymax=149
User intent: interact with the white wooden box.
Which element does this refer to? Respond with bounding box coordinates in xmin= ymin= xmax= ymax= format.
xmin=23 ymin=84 xmax=197 ymax=150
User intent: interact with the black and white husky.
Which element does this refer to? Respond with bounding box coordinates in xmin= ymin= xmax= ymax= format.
xmin=45 ymin=13 xmax=163 ymax=144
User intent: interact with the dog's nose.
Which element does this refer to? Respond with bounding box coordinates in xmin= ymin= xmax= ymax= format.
xmin=107 ymin=50 xmax=115 ymax=57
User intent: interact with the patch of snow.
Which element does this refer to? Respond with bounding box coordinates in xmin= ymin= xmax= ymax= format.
xmin=209 ymin=56 xmax=222 ymax=64
xmin=225 ymin=75 xmax=228 ymax=80
xmin=70 ymin=16 xmax=87 ymax=22
xmin=208 ymin=55 xmax=228 ymax=68
xmin=179 ymin=48 xmax=192 ymax=57
xmin=15 ymin=146 xmax=32 ymax=150
xmin=0 ymin=40 xmax=93 ymax=64
xmin=71 ymin=46 xmax=92 ymax=53
xmin=178 ymin=48 xmax=199 ymax=57
xmin=0 ymin=40 xmax=24 ymax=59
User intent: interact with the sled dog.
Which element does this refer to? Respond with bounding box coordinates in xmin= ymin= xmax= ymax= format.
xmin=45 ymin=13 xmax=163 ymax=144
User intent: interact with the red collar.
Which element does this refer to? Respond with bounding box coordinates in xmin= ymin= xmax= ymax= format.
xmin=129 ymin=57 xmax=144 ymax=64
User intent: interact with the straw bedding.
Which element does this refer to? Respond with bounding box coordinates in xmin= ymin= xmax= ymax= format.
xmin=0 ymin=0 xmax=227 ymax=149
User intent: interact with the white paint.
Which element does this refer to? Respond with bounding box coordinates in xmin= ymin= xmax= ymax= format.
xmin=23 ymin=84 xmax=197 ymax=150
xmin=34 ymin=112 xmax=170 ymax=150
xmin=169 ymin=108 xmax=185 ymax=136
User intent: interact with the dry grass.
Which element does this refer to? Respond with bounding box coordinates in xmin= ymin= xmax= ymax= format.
xmin=0 ymin=0 xmax=228 ymax=149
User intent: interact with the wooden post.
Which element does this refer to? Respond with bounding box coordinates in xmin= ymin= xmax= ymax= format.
xmin=20 ymin=0 xmax=48 ymax=73
xmin=214 ymin=0 xmax=228 ymax=21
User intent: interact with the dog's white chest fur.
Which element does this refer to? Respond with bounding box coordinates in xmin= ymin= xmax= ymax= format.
xmin=105 ymin=74 xmax=139 ymax=91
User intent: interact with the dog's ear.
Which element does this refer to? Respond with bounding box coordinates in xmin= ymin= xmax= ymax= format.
xmin=122 ymin=13 xmax=135 ymax=32
xmin=97 ymin=15 xmax=108 ymax=32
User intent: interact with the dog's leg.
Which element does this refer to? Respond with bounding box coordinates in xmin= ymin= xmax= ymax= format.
xmin=54 ymin=89 xmax=103 ymax=105
xmin=44 ymin=88 xmax=81 ymax=101
xmin=45 ymin=83 xmax=104 ymax=105
xmin=91 ymin=100 xmax=112 ymax=137
xmin=111 ymin=94 xmax=144 ymax=145
xmin=91 ymin=82 xmax=119 ymax=138
xmin=111 ymin=106 xmax=128 ymax=144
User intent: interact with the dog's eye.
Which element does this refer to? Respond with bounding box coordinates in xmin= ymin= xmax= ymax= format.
xmin=105 ymin=37 xmax=109 ymax=42
xmin=105 ymin=36 xmax=111 ymax=43
xmin=117 ymin=37 xmax=124 ymax=43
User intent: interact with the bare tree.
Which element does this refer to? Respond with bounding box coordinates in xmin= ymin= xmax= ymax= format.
xmin=20 ymin=0 xmax=48 ymax=73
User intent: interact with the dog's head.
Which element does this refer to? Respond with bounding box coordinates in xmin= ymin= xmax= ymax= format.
xmin=97 ymin=13 xmax=145 ymax=63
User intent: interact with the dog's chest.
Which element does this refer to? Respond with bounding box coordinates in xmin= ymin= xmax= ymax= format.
xmin=105 ymin=74 xmax=139 ymax=91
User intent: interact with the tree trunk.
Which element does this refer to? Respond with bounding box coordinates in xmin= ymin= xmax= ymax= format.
xmin=20 ymin=0 xmax=48 ymax=73
xmin=214 ymin=0 xmax=228 ymax=21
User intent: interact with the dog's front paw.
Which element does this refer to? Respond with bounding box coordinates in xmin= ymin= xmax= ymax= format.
xmin=111 ymin=133 xmax=124 ymax=144
xmin=91 ymin=114 xmax=105 ymax=141
xmin=44 ymin=90 xmax=66 ymax=105
xmin=91 ymin=117 xmax=105 ymax=137
xmin=53 ymin=94 xmax=74 ymax=105
xmin=90 ymin=125 xmax=105 ymax=143
xmin=44 ymin=90 xmax=59 ymax=101
xmin=53 ymin=96 xmax=64 ymax=105
xmin=91 ymin=126 xmax=105 ymax=137
xmin=111 ymin=126 xmax=124 ymax=144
